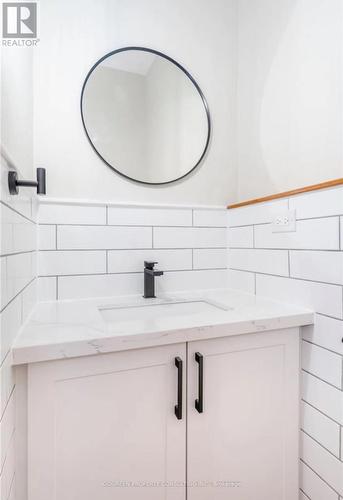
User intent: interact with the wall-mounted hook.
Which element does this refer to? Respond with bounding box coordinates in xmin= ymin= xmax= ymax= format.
xmin=8 ymin=168 xmax=46 ymax=195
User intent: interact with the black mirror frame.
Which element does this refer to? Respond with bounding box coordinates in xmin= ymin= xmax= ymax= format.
xmin=80 ymin=46 xmax=211 ymax=186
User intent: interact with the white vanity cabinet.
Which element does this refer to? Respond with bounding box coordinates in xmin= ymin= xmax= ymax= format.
xmin=187 ymin=328 xmax=299 ymax=500
xmin=27 ymin=328 xmax=299 ymax=500
xmin=28 ymin=343 xmax=187 ymax=500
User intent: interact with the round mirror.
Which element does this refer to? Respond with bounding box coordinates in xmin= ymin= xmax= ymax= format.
xmin=81 ymin=47 xmax=211 ymax=185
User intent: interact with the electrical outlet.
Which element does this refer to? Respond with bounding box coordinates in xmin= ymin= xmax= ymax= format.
xmin=272 ymin=210 xmax=296 ymax=232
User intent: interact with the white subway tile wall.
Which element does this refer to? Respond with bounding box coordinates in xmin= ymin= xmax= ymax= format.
xmin=302 ymin=372 xmax=343 ymax=426
xmin=192 ymin=209 xmax=227 ymax=227
xmin=38 ymin=204 xmax=228 ymax=300
xmin=39 ymin=250 xmax=107 ymax=276
xmin=38 ymin=224 xmax=56 ymax=250
xmin=290 ymin=251 xmax=343 ymax=285
xmin=38 ymin=203 xmax=107 ymax=225
xmin=254 ymin=217 xmax=340 ymax=250
xmin=302 ymin=341 xmax=342 ymax=388
xmin=57 ymin=225 xmax=153 ymax=250
xmin=228 ymin=198 xmax=289 ymax=227
xmin=301 ymin=461 xmax=339 ymax=500
xmin=301 ymin=401 xmax=340 ymax=457
xmin=227 ymin=226 xmax=254 ymax=248
xmin=228 ymin=185 xmax=343 ymax=499
xmin=107 ymin=206 xmax=192 ymax=226
xmin=301 ymin=432 xmax=343 ymax=495
xmin=37 ymin=276 xmax=57 ymax=302
xmin=0 ymin=166 xmax=38 ymax=500
xmin=228 ymin=248 xmax=289 ymax=276
xmin=256 ymin=274 xmax=343 ymax=319
xmin=108 ymin=249 xmax=193 ymax=273
xmin=193 ymin=249 xmax=227 ymax=270
xmin=153 ymin=226 xmax=226 ymax=249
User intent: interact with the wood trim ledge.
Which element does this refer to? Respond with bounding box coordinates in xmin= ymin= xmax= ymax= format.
xmin=227 ymin=178 xmax=343 ymax=209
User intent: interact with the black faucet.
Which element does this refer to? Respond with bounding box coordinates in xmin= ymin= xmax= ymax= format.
xmin=144 ymin=261 xmax=164 ymax=298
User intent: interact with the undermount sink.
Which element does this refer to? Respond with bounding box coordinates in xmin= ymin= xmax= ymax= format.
xmin=99 ymin=299 xmax=227 ymax=323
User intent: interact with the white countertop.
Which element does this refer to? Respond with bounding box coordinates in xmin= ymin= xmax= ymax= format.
xmin=12 ymin=289 xmax=314 ymax=365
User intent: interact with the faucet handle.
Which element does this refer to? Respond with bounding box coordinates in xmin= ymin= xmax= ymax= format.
xmin=144 ymin=261 xmax=158 ymax=270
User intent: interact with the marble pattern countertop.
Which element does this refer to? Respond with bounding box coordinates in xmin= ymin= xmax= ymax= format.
xmin=12 ymin=289 xmax=314 ymax=365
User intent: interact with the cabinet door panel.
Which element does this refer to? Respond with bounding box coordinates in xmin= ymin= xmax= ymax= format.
xmin=187 ymin=329 xmax=299 ymax=500
xmin=28 ymin=344 xmax=186 ymax=500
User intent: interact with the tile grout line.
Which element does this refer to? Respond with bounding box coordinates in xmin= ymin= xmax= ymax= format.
xmin=0 ymin=278 xmax=36 ymax=315
xmin=301 ymin=399 xmax=342 ymax=427
xmin=299 ymin=487 xmax=310 ymax=500
xmin=300 ymin=458 xmax=342 ymax=497
xmin=302 ymin=338 xmax=343 ymax=357
xmin=39 ymin=222 xmax=227 ymax=229
xmin=301 ymin=428 xmax=341 ymax=460
xmin=302 ymin=368 xmax=342 ymax=390
xmin=6 ymin=472 xmax=15 ymax=500
xmin=38 ymin=246 xmax=228 ymax=252
xmin=229 ymin=246 xmax=343 ymax=252
xmin=228 ymin=268 xmax=343 ymax=289
xmin=0 ymin=250 xmax=36 ymax=258
xmin=0 ymin=199 xmax=36 ymax=224
xmin=316 ymin=312 xmax=343 ymax=322
xmin=38 ymin=268 xmax=228 ymax=279
xmin=0 ymin=385 xmax=15 ymax=424
xmin=0 ymin=433 xmax=15 ymax=479
xmin=0 ymin=349 xmax=11 ymax=371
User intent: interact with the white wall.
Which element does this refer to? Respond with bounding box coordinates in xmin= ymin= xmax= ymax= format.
xmin=34 ymin=0 xmax=237 ymax=205
xmin=1 ymin=44 xmax=37 ymax=500
xmin=1 ymin=46 xmax=33 ymax=180
xmin=236 ymin=0 xmax=343 ymax=201
xmin=34 ymin=0 xmax=343 ymax=206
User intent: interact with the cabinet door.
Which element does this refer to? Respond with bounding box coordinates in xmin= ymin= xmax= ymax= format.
xmin=28 ymin=344 xmax=186 ymax=500
xmin=187 ymin=329 xmax=300 ymax=500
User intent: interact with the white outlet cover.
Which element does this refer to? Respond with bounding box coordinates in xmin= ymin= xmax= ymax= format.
xmin=272 ymin=210 xmax=296 ymax=233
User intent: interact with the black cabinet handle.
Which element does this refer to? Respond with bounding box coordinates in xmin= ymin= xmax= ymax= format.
xmin=174 ymin=357 xmax=183 ymax=420
xmin=195 ymin=352 xmax=204 ymax=413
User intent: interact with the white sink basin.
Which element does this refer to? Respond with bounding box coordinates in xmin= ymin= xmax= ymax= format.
xmin=99 ymin=299 xmax=226 ymax=323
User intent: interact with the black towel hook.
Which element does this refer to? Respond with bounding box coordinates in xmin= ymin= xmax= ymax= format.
xmin=8 ymin=168 xmax=46 ymax=195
